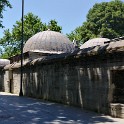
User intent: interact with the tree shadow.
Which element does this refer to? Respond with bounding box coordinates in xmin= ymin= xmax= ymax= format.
xmin=0 ymin=93 xmax=119 ymax=124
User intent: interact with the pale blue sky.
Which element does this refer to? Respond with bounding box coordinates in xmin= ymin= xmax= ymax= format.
xmin=0 ymin=0 xmax=120 ymax=38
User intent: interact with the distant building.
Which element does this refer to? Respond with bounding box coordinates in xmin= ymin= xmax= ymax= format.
xmin=0 ymin=30 xmax=124 ymax=118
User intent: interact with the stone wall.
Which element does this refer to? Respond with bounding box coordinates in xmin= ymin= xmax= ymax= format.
xmin=4 ymin=70 xmax=10 ymax=93
xmin=4 ymin=69 xmax=20 ymax=94
xmin=13 ymin=69 xmax=20 ymax=94
xmin=4 ymin=52 xmax=124 ymax=115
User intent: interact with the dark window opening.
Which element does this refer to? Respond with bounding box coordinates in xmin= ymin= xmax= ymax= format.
xmin=112 ymin=70 xmax=124 ymax=103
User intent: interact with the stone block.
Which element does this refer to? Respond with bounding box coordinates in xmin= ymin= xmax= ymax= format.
xmin=110 ymin=103 xmax=124 ymax=118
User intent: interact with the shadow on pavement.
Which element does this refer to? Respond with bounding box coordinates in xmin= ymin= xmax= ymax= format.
xmin=0 ymin=93 xmax=120 ymax=124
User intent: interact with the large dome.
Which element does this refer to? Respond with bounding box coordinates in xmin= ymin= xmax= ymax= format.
xmin=23 ymin=30 xmax=76 ymax=53
xmin=80 ymin=38 xmax=110 ymax=49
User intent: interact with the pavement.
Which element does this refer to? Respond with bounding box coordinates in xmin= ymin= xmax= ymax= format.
xmin=0 ymin=92 xmax=123 ymax=124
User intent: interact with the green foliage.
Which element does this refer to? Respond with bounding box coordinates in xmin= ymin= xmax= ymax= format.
xmin=0 ymin=29 xmax=19 ymax=58
xmin=0 ymin=13 xmax=62 ymax=58
xmin=0 ymin=0 xmax=12 ymax=28
xmin=48 ymin=20 xmax=62 ymax=32
xmin=67 ymin=0 xmax=124 ymax=44
xmin=12 ymin=13 xmax=46 ymax=43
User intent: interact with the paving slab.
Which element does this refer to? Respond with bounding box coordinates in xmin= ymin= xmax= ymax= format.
xmin=0 ymin=92 xmax=123 ymax=124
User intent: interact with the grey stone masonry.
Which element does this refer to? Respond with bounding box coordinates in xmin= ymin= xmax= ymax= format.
xmin=3 ymin=52 xmax=124 ymax=117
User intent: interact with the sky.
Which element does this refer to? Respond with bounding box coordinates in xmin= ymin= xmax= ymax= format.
xmin=0 ymin=0 xmax=117 ymax=38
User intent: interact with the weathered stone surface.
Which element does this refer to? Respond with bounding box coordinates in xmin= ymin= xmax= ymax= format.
xmin=2 ymin=52 xmax=124 ymax=117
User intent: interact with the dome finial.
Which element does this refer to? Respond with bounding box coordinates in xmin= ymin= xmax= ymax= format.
xmin=47 ymin=24 xmax=51 ymax=31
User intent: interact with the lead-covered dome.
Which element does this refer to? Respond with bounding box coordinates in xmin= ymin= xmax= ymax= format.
xmin=23 ymin=30 xmax=76 ymax=53
xmin=0 ymin=59 xmax=10 ymax=67
xmin=80 ymin=38 xmax=110 ymax=49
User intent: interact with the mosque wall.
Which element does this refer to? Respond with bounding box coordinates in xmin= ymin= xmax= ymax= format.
xmin=12 ymin=69 xmax=20 ymax=94
xmin=4 ymin=70 xmax=10 ymax=93
xmin=4 ymin=69 xmax=20 ymax=94
xmin=3 ymin=52 xmax=124 ymax=114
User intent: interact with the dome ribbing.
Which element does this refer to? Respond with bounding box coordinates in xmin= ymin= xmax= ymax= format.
xmin=23 ymin=30 xmax=76 ymax=53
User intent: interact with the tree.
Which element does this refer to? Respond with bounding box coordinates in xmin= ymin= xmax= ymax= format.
xmin=0 ymin=29 xmax=17 ymax=58
xmin=0 ymin=13 xmax=62 ymax=58
xmin=0 ymin=0 xmax=12 ymax=28
xmin=48 ymin=20 xmax=62 ymax=33
xmin=67 ymin=0 xmax=124 ymax=44
xmin=12 ymin=13 xmax=47 ymax=43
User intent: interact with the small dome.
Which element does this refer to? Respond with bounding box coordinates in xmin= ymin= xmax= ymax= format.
xmin=23 ymin=30 xmax=76 ymax=53
xmin=0 ymin=59 xmax=10 ymax=67
xmin=80 ymin=38 xmax=110 ymax=49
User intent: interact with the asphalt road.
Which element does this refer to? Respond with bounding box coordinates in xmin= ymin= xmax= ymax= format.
xmin=0 ymin=92 xmax=123 ymax=124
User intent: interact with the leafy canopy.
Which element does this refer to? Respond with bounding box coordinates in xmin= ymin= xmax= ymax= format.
xmin=0 ymin=13 xmax=62 ymax=58
xmin=0 ymin=0 xmax=12 ymax=28
xmin=67 ymin=0 xmax=124 ymax=44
